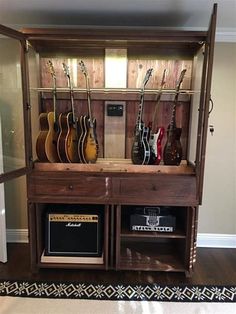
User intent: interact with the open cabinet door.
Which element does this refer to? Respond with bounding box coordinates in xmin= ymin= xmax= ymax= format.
xmin=0 ymin=24 xmax=32 ymax=262
xmin=196 ymin=4 xmax=217 ymax=204
xmin=0 ymin=121 xmax=7 ymax=262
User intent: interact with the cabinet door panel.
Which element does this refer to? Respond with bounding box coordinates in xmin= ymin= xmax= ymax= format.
xmin=0 ymin=36 xmax=26 ymax=175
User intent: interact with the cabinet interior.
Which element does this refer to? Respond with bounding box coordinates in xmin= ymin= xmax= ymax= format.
xmin=27 ymin=31 xmax=205 ymax=167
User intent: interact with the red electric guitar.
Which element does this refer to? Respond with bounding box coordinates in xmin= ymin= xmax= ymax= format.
xmin=148 ymin=69 xmax=166 ymax=165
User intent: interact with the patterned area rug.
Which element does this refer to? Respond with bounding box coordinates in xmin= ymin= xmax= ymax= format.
xmin=0 ymin=280 xmax=235 ymax=302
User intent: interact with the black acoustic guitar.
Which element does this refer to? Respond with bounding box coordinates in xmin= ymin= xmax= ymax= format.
xmin=131 ymin=68 xmax=153 ymax=165
xmin=163 ymin=69 xmax=187 ymax=166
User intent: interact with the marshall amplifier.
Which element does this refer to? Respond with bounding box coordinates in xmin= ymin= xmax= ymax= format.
xmin=45 ymin=207 xmax=103 ymax=257
xmin=130 ymin=206 xmax=176 ymax=232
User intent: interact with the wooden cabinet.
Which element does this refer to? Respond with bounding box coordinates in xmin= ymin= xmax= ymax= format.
xmin=116 ymin=205 xmax=197 ymax=274
xmin=0 ymin=4 xmax=217 ymax=276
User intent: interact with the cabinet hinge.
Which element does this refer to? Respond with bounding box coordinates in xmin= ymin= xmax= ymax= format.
xmin=26 ymin=102 xmax=31 ymax=110
xmin=25 ymin=40 xmax=30 ymax=53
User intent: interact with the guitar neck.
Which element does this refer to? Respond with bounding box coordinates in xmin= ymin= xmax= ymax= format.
xmin=67 ymin=76 xmax=76 ymax=125
xmin=169 ymin=69 xmax=186 ymax=130
xmin=136 ymin=92 xmax=144 ymax=130
xmin=169 ymin=103 xmax=177 ymax=130
xmin=86 ymin=76 xmax=94 ymax=127
xmin=70 ymin=88 xmax=76 ymax=124
xmin=52 ymin=78 xmax=59 ymax=129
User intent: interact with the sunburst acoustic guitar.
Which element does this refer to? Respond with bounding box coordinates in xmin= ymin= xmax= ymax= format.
xmin=57 ymin=63 xmax=79 ymax=163
xmin=78 ymin=60 xmax=98 ymax=164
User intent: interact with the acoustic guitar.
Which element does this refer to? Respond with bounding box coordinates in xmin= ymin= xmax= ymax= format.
xmin=148 ymin=69 xmax=166 ymax=165
xmin=131 ymin=68 xmax=153 ymax=165
xmin=36 ymin=60 xmax=60 ymax=163
xmin=78 ymin=60 xmax=98 ymax=164
xmin=57 ymin=63 xmax=79 ymax=163
xmin=163 ymin=69 xmax=187 ymax=166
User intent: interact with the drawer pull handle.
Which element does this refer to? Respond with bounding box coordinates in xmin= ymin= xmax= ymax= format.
xmin=68 ymin=185 xmax=74 ymax=190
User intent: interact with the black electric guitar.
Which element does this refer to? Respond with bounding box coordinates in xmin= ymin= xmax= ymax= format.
xmin=57 ymin=63 xmax=79 ymax=163
xmin=148 ymin=69 xmax=166 ymax=165
xmin=36 ymin=60 xmax=60 ymax=162
xmin=163 ymin=69 xmax=187 ymax=166
xmin=131 ymin=68 xmax=153 ymax=165
xmin=78 ymin=60 xmax=98 ymax=164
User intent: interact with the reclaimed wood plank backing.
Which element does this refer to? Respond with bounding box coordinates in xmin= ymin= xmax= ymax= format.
xmin=40 ymin=56 xmax=104 ymax=88
xmin=127 ymin=58 xmax=192 ymax=90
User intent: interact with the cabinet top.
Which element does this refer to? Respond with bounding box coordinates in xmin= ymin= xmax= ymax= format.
xmin=22 ymin=26 xmax=207 ymax=42
xmin=21 ymin=27 xmax=207 ymax=53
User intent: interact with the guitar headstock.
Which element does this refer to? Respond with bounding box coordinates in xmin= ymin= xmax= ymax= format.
xmin=79 ymin=60 xmax=90 ymax=92
xmin=142 ymin=68 xmax=153 ymax=90
xmin=175 ymin=69 xmax=187 ymax=92
xmin=79 ymin=60 xmax=88 ymax=77
xmin=47 ymin=60 xmax=56 ymax=78
xmin=62 ymin=62 xmax=70 ymax=79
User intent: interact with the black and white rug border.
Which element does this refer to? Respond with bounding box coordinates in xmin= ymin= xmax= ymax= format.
xmin=0 ymin=280 xmax=235 ymax=302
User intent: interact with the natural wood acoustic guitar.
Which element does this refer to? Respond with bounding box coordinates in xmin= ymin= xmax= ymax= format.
xmin=36 ymin=60 xmax=60 ymax=162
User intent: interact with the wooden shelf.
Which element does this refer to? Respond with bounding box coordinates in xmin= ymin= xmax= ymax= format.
xmin=118 ymin=242 xmax=185 ymax=272
xmin=33 ymin=159 xmax=195 ymax=176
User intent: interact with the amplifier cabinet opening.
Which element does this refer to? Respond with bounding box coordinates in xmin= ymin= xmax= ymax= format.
xmin=45 ymin=204 xmax=104 ymax=258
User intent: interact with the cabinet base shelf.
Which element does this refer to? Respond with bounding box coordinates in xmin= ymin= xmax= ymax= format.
xmin=117 ymin=242 xmax=186 ymax=272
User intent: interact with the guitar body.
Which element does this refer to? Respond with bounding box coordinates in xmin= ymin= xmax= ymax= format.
xmin=149 ymin=126 xmax=165 ymax=165
xmin=78 ymin=116 xmax=98 ymax=164
xmin=131 ymin=126 xmax=150 ymax=165
xmin=163 ymin=126 xmax=182 ymax=165
xmin=36 ymin=112 xmax=60 ymax=163
xmin=77 ymin=115 xmax=88 ymax=163
xmin=57 ymin=112 xmax=79 ymax=163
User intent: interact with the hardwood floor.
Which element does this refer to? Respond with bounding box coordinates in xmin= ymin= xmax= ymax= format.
xmin=0 ymin=244 xmax=235 ymax=285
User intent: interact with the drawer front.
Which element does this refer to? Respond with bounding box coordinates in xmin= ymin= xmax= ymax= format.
xmin=29 ymin=174 xmax=109 ymax=200
xmin=114 ymin=175 xmax=197 ymax=205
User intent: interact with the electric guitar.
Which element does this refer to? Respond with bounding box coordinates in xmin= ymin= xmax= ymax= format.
xmin=57 ymin=63 xmax=79 ymax=163
xmin=78 ymin=60 xmax=98 ymax=164
xmin=36 ymin=60 xmax=60 ymax=162
xmin=131 ymin=68 xmax=153 ymax=165
xmin=163 ymin=69 xmax=187 ymax=166
xmin=148 ymin=69 xmax=166 ymax=165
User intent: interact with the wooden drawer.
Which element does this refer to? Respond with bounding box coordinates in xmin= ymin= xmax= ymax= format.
xmin=113 ymin=175 xmax=197 ymax=206
xmin=28 ymin=173 xmax=109 ymax=201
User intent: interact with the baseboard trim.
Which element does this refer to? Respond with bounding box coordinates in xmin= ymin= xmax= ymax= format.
xmin=197 ymin=233 xmax=236 ymax=248
xmin=6 ymin=229 xmax=236 ymax=248
xmin=6 ymin=229 xmax=29 ymax=243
